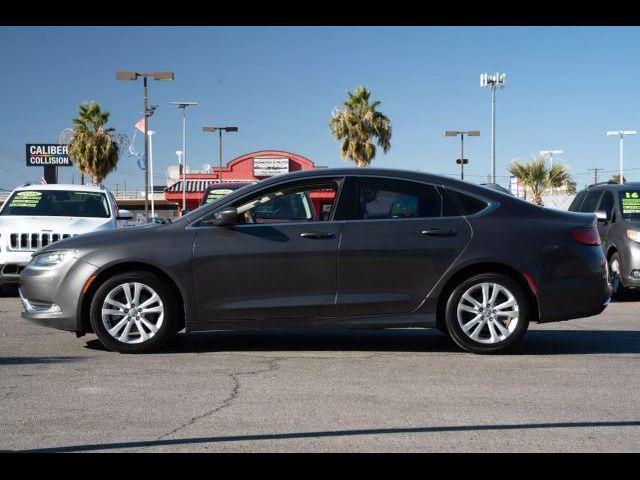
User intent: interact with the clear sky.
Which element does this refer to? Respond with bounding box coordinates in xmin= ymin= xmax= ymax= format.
xmin=2 ymin=26 xmax=640 ymax=192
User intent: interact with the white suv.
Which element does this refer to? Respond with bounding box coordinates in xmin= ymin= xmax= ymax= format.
xmin=0 ymin=184 xmax=132 ymax=287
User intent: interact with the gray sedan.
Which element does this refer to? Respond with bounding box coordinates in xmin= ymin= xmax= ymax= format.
xmin=19 ymin=168 xmax=611 ymax=354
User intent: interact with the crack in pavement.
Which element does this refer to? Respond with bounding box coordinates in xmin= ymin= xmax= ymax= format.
xmin=156 ymin=356 xmax=283 ymax=442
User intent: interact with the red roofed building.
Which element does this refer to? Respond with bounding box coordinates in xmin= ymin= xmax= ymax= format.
xmin=165 ymin=150 xmax=324 ymax=211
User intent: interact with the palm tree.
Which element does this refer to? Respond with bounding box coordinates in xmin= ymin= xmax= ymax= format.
xmin=609 ymin=174 xmax=627 ymax=184
xmin=329 ymin=86 xmax=392 ymax=167
xmin=68 ymin=101 xmax=119 ymax=185
xmin=508 ymin=155 xmax=571 ymax=206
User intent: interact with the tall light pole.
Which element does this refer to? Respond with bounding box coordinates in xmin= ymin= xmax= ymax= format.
xmin=170 ymin=101 xmax=198 ymax=214
xmin=607 ymin=130 xmax=636 ymax=184
xmin=202 ymin=126 xmax=239 ymax=183
xmin=116 ymin=70 xmax=174 ymax=221
xmin=540 ymin=149 xmax=564 ymax=168
xmin=444 ymin=130 xmax=480 ymax=180
xmin=480 ymin=72 xmax=506 ymax=183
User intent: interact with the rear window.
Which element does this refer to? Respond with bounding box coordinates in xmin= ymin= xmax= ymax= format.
xmin=568 ymin=190 xmax=587 ymax=211
xmin=441 ymin=188 xmax=488 ymax=216
xmin=0 ymin=190 xmax=110 ymax=218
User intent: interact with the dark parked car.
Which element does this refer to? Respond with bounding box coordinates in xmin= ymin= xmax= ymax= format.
xmin=569 ymin=182 xmax=640 ymax=296
xmin=20 ymin=168 xmax=611 ymax=354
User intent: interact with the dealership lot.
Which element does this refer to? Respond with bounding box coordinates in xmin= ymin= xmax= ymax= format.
xmin=0 ymin=286 xmax=639 ymax=452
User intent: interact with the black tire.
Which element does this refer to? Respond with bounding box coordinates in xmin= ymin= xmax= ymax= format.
xmin=89 ymin=271 xmax=179 ymax=353
xmin=444 ymin=273 xmax=530 ymax=354
xmin=609 ymin=252 xmax=625 ymax=300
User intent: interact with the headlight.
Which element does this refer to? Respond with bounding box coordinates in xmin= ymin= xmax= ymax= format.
xmin=29 ymin=250 xmax=77 ymax=269
xmin=627 ymin=229 xmax=640 ymax=243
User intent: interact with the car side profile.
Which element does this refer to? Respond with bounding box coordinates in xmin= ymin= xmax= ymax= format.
xmin=569 ymin=181 xmax=640 ymax=296
xmin=20 ymin=168 xmax=611 ymax=354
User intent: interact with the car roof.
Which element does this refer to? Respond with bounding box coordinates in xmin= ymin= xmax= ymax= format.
xmin=13 ymin=184 xmax=108 ymax=193
xmin=586 ymin=182 xmax=640 ymax=190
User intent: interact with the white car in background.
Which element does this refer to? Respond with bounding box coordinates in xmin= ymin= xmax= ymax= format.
xmin=0 ymin=184 xmax=133 ymax=288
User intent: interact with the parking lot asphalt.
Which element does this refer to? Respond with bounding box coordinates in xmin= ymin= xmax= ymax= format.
xmin=0 ymin=285 xmax=639 ymax=452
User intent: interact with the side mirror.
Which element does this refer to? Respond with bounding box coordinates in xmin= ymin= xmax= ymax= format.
xmin=596 ymin=210 xmax=608 ymax=222
xmin=212 ymin=207 xmax=238 ymax=226
xmin=117 ymin=209 xmax=134 ymax=220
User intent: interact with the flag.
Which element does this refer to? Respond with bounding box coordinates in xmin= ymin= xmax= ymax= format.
xmin=135 ymin=117 xmax=146 ymax=133
xmin=40 ymin=177 xmax=47 ymax=184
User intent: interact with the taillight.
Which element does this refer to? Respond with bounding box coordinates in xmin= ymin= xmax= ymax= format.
xmin=571 ymin=227 xmax=601 ymax=246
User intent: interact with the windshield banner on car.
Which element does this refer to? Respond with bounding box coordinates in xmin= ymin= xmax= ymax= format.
xmin=206 ymin=189 xmax=234 ymax=203
xmin=622 ymin=191 xmax=640 ymax=214
xmin=8 ymin=191 xmax=42 ymax=208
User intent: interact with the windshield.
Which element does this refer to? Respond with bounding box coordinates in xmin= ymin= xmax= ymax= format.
xmin=620 ymin=190 xmax=640 ymax=221
xmin=0 ymin=190 xmax=110 ymax=218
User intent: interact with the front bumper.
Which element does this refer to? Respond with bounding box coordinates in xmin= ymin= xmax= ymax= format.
xmin=620 ymin=240 xmax=640 ymax=288
xmin=20 ymin=259 xmax=98 ymax=332
xmin=0 ymin=250 xmax=33 ymax=285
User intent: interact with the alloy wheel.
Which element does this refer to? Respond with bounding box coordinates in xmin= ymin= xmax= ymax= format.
xmin=456 ymin=282 xmax=519 ymax=344
xmin=101 ymin=282 xmax=164 ymax=344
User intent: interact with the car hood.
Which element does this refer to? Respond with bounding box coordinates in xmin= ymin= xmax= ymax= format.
xmin=0 ymin=215 xmax=112 ymax=234
xmin=627 ymin=220 xmax=640 ymax=229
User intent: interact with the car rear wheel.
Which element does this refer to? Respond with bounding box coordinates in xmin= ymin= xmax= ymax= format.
xmin=89 ymin=271 xmax=178 ymax=353
xmin=444 ymin=273 xmax=530 ymax=354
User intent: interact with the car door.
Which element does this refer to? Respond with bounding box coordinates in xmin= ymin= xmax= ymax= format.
xmin=336 ymin=176 xmax=472 ymax=316
xmin=191 ymin=178 xmax=344 ymax=325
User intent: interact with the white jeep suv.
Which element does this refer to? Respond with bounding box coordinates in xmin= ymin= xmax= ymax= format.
xmin=0 ymin=184 xmax=132 ymax=287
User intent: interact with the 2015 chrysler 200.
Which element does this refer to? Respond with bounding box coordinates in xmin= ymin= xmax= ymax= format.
xmin=19 ymin=168 xmax=611 ymax=354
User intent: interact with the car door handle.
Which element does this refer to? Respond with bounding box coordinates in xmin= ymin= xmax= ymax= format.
xmin=300 ymin=231 xmax=335 ymax=239
xmin=421 ymin=228 xmax=457 ymax=237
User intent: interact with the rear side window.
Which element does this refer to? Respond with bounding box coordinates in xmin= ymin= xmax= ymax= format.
xmin=580 ymin=190 xmax=603 ymax=213
xmin=441 ymin=188 xmax=488 ymax=216
xmin=356 ymin=178 xmax=441 ymax=220
xmin=569 ymin=190 xmax=587 ymax=212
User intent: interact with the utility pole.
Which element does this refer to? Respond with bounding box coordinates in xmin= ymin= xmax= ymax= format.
xmin=588 ymin=167 xmax=603 ymax=185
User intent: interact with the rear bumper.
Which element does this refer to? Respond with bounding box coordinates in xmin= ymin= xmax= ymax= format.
xmin=536 ymin=246 xmax=611 ymax=323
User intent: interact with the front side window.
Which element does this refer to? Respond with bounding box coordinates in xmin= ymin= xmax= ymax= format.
xmin=619 ymin=190 xmax=640 ymax=221
xmin=356 ymin=178 xmax=441 ymax=220
xmin=233 ymin=182 xmax=339 ymax=224
xmin=0 ymin=190 xmax=110 ymax=218
xmin=598 ymin=191 xmax=615 ymax=220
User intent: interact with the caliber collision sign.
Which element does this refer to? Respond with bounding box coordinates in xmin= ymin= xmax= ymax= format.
xmin=26 ymin=144 xmax=72 ymax=167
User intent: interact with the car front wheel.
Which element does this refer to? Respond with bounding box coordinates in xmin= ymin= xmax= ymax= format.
xmin=89 ymin=271 xmax=178 ymax=353
xmin=609 ymin=252 xmax=623 ymax=299
xmin=444 ymin=273 xmax=530 ymax=354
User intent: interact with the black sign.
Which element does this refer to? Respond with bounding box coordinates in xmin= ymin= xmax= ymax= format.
xmin=26 ymin=144 xmax=72 ymax=167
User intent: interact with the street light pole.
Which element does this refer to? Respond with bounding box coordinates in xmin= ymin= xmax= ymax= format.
xmin=116 ymin=70 xmax=174 ymax=221
xmin=203 ymin=126 xmax=239 ymax=183
xmin=170 ymin=101 xmax=198 ymax=214
xmin=607 ymin=130 xmax=637 ymax=184
xmin=445 ymin=130 xmax=480 ymax=180
xmin=540 ymin=149 xmax=564 ymax=168
xmin=480 ymin=72 xmax=506 ymax=183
